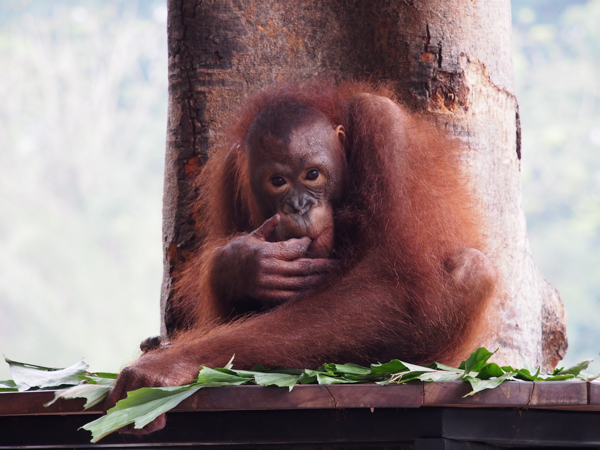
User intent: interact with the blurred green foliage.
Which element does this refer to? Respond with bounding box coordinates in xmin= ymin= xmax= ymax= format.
xmin=0 ymin=0 xmax=167 ymax=379
xmin=0 ymin=0 xmax=598 ymax=379
xmin=513 ymin=0 xmax=600 ymax=369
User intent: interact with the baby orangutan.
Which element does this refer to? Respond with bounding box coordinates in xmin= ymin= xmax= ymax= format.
xmin=121 ymin=82 xmax=497 ymax=435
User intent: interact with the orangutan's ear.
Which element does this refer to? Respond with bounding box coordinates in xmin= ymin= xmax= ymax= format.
xmin=335 ymin=125 xmax=347 ymax=148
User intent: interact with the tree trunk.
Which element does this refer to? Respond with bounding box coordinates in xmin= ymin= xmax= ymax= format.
xmin=161 ymin=0 xmax=567 ymax=370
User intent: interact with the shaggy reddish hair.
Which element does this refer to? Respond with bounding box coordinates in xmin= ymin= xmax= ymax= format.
xmin=168 ymin=81 xmax=491 ymax=367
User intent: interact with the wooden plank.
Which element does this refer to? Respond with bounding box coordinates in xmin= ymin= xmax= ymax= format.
xmin=175 ymin=384 xmax=423 ymax=411
xmin=2 ymin=381 xmax=596 ymax=418
xmin=326 ymin=383 xmax=423 ymax=408
xmin=0 ymin=386 xmax=335 ymax=416
xmin=175 ymin=385 xmax=335 ymax=411
xmin=0 ymin=384 xmax=422 ymax=416
xmin=423 ymin=381 xmax=533 ymax=407
xmin=529 ymin=381 xmax=587 ymax=406
xmin=589 ymin=381 xmax=600 ymax=406
xmin=0 ymin=391 xmax=102 ymax=416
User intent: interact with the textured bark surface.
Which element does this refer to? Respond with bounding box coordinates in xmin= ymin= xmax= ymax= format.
xmin=161 ymin=0 xmax=567 ymax=369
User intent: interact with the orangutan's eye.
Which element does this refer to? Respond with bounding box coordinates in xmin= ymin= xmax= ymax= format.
xmin=306 ymin=169 xmax=319 ymax=180
xmin=271 ymin=176 xmax=287 ymax=187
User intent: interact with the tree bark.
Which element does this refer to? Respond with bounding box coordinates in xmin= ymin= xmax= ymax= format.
xmin=162 ymin=0 xmax=567 ymax=370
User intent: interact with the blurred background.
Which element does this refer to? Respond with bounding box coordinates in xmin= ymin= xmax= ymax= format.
xmin=0 ymin=0 xmax=599 ymax=379
xmin=0 ymin=0 xmax=167 ymax=378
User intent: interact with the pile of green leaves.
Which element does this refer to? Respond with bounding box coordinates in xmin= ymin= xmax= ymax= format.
xmin=1 ymin=348 xmax=596 ymax=443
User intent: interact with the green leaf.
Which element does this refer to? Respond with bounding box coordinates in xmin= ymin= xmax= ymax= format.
xmin=336 ymin=373 xmax=386 ymax=382
xmin=476 ymin=363 xmax=505 ymax=380
xmin=459 ymin=347 xmax=496 ymax=375
xmin=513 ymin=369 xmax=534 ymax=381
xmin=213 ymin=367 xmax=253 ymax=377
xmin=81 ymin=385 xmax=201 ymax=443
xmin=536 ymin=373 xmax=576 ymax=381
xmin=195 ymin=366 xmax=250 ymax=386
xmin=4 ymin=359 xmax=62 ymax=371
xmin=240 ymin=366 xmax=303 ymax=376
xmin=217 ymin=368 xmax=257 ymax=379
xmin=395 ymin=371 xmax=432 ymax=383
xmin=304 ymin=369 xmax=326 ymax=377
xmin=463 ymin=371 xmax=516 ymax=397
xmin=298 ymin=371 xmax=318 ymax=384
xmin=0 ymin=379 xmax=17 ymax=391
xmin=370 ymin=359 xmax=409 ymax=374
xmin=79 ymin=375 xmax=116 ymax=386
xmin=45 ymin=384 xmax=111 ymax=409
xmin=88 ymin=372 xmax=118 ymax=379
xmin=417 ymin=371 xmax=463 ymax=382
xmin=401 ymin=362 xmax=438 ymax=373
xmin=557 ymin=356 xmax=597 ymax=376
xmin=322 ymin=363 xmax=371 ymax=375
xmin=254 ymin=372 xmax=300 ymax=391
xmin=269 ymin=368 xmax=304 ymax=375
xmin=6 ymin=357 xmax=88 ymax=391
xmin=429 ymin=362 xmax=461 ymax=371
xmin=316 ymin=373 xmax=359 ymax=385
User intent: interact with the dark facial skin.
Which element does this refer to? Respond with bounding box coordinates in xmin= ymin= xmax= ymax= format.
xmin=247 ymin=118 xmax=347 ymax=258
xmin=209 ymin=116 xmax=346 ymax=311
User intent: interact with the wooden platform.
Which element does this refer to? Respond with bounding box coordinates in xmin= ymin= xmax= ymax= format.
xmin=2 ymin=381 xmax=600 ymax=448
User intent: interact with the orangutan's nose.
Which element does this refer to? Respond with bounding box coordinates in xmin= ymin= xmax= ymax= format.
xmin=284 ymin=193 xmax=316 ymax=216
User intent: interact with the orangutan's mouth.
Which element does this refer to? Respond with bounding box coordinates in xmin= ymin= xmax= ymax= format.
xmin=307 ymin=225 xmax=330 ymax=241
xmin=306 ymin=226 xmax=334 ymax=258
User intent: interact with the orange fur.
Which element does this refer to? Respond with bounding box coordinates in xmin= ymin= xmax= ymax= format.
xmin=165 ymin=81 xmax=493 ymax=367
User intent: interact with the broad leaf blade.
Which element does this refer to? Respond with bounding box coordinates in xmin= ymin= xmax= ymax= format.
xmin=370 ymin=360 xmax=409 ymax=374
xmin=463 ymin=371 xmax=516 ymax=397
xmin=536 ymin=373 xmax=576 ymax=381
xmin=45 ymin=384 xmax=111 ymax=409
xmin=195 ymin=366 xmax=250 ymax=385
xmin=513 ymin=368 xmax=536 ymax=381
xmin=298 ymin=371 xmax=318 ymax=384
xmin=316 ymin=374 xmax=359 ymax=385
xmin=402 ymin=362 xmax=438 ymax=373
xmin=395 ymin=371 xmax=432 ymax=384
xmin=80 ymin=375 xmax=116 ymax=386
xmin=7 ymin=358 xmax=88 ymax=391
xmin=476 ymin=363 xmax=505 ymax=380
xmin=459 ymin=347 xmax=496 ymax=375
xmin=557 ymin=356 xmax=597 ymax=376
xmin=254 ymin=372 xmax=300 ymax=391
xmin=4 ymin=359 xmax=62 ymax=371
xmin=88 ymin=372 xmax=118 ymax=379
xmin=235 ymin=367 xmax=303 ymax=377
xmin=417 ymin=371 xmax=463 ymax=382
xmin=81 ymin=385 xmax=201 ymax=443
xmin=430 ymin=362 xmax=461 ymax=371
xmin=0 ymin=379 xmax=17 ymax=391
xmin=322 ymin=363 xmax=371 ymax=375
